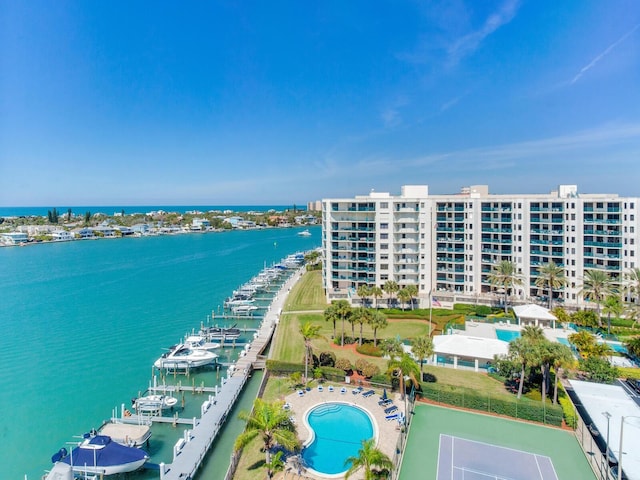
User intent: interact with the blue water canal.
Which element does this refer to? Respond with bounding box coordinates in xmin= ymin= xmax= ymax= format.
xmin=0 ymin=228 xmax=319 ymax=480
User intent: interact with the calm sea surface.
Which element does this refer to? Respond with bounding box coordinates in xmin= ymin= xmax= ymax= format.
xmin=0 ymin=228 xmax=318 ymax=480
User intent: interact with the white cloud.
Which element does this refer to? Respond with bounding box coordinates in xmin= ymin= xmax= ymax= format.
xmin=447 ymin=0 xmax=520 ymax=66
xmin=571 ymin=23 xmax=640 ymax=85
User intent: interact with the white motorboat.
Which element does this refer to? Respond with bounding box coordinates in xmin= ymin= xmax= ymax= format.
xmin=154 ymin=344 xmax=217 ymax=369
xmin=297 ymin=229 xmax=312 ymax=236
xmin=231 ymin=304 xmax=259 ymax=315
xmin=184 ymin=334 xmax=220 ymax=350
xmin=132 ymin=394 xmax=178 ymax=413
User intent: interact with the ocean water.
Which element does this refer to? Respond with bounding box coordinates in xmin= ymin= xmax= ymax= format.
xmin=0 ymin=228 xmax=318 ymax=480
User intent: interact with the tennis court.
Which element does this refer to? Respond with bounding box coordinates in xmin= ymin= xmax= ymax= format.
xmin=437 ymin=435 xmax=558 ymax=480
xmin=399 ymin=404 xmax=595 ymax=480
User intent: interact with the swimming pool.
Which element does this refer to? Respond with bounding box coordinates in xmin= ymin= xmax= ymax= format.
xmin=600 ymin=340 xmax=628 ymax=354
xmin=302 ymin=403 xmax=375 ymax=476
xmin=495 ymin=329 xmax=521 ymax=342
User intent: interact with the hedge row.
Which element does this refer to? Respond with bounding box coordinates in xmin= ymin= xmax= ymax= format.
xmin=618 ymin=366 xmax=640 ymax=380
xmin=265 ymin=360 xmax=345 ymax=382
xmin=419 ymin=382 xmax=563 ymax=427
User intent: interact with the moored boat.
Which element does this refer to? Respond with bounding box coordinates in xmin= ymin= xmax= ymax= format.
xmin=57 ymin=434 xmax=148 ymax=475
xmin=98 ymin=422 xmax=151 ymax=448
xmin=154 ymin=344 xmax=218 ymax=369
xmin=132 ymin=394 xmax=178 ymax=413
xmin=200 ymin=325 xmax=241 ymax=340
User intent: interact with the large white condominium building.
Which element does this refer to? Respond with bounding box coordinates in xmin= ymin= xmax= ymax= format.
xmin=321 ymin=184 xmax=639 ymax=309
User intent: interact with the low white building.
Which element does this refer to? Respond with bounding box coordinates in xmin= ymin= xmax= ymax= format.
xmin=432 ymin=334 xmax=509 ymax=372
xmin=1 ymin=231 xmax=28 ymax=245
xmin=191 ymin=218 xmax=211 ymax=231
xmin=512 ymin=304 xmax=558 ymax=328
xmin=50 ymin=230 xmax=74 ymax=241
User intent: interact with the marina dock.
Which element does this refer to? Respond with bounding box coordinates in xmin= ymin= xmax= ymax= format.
xmin=154 ymin=266 xmax=303 ymax=480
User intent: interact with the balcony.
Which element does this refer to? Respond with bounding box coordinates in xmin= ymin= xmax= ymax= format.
xmin=584 ymin=241 xmax=622 ymax=248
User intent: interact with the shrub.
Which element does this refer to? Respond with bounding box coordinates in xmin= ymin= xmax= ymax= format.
xmin=356 ymin=343 xmax=383 ymax=357
xmin=558 ymin=393 xmax=577 ymax=429
xmin=333 ymin=336 xmax=356 ymax=346
xmin=361 ymin=362 xmax=380 ymax=379
xmin=475 ymin=305 xmax=492 ymax=317
xmin=369 ymin=374 xmax=392 ymax=387
xmin=319 ymin=366 xmax=347 ymax=381
xmin=319 ymin=351 xmax=336 ymax=367
xmin=579 ymin=356 xmax=619 ymax=383
xmin=419 ymin=382 xmax=563 ymax=426
xmin=266 ymin=360 xmax=305 ymax=375
xmin=335 ymin=357 xmax=353 ymax=372
xmin=354 ymin=358 xmax=368 ymax=374
xmin=618 ymin=366 xmax=640 ymax=380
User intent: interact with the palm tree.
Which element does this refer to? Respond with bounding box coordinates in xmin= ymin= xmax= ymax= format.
xmin=624 ymin=336 xmax=640 ymax=358
xmin=324 ymin=300 xmax=351 ymax=342
xmin=551 ymin=343 xmax=575 ymax=404
xmin=509 ymin=336 xmax=537 ymax=399
xmin=535 ymin=261 xmax=567 ymax=309
xmin=324 ymin=303 xmax=339 ymax=339
xmin=300 ymin=321 xmax=322 ymax=382
xmin=404 ymin=284 xmax=418 ymax=310
xmin=580 ymin=269 xmax=615 ymax=327
xmin=387 ymin=352 xmax=420 ymax=400
xmin=625 ymin=267 xmax=640 ymax=302
xmin=603 ymin=294 xmax=623 ymax=335
xmin=411 ymin=335 xmax=434 ymax=377
xmin=370 ymin=286 xmax=383 ymax=309
xmin=353 ymin=307 xmax=372 ymax=345
xmin=568 ymin=330 xmax=597 ymax=354
xmin=357 ymin=284 xmax=372 ymax=307
xmin=381 ymin=337 xmax=404 ymax=360
xmin=521 ymin=325 xmax=545 ymax=342
xmin=235 ymin=399 xmax=299 ymax=478
xmin=397 ymin=288 xmax=411 ymax=311
xmin=344 ymin=438 xmax=392 ymax=480
xmin=383 ymin=280 xmax=399 ymax=308
xmin=369 ymin=311 xmax=388 ymax=347
xmin=332 ymin=299 xmax=352 ymax=347
xmin=487 ymin=260 xmax=523 ymax=313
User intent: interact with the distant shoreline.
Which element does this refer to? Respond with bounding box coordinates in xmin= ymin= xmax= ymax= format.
xmin=0 ymin=204 xmax=306 ymax=217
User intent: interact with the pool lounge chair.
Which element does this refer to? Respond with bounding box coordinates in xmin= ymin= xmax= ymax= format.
xmin=328 ymin=385 xmax=334 ymax=392
xmin=385 ymin=413 xmax=399 ymax=421
xmin=379 ymin=399 xmax=392 ymax=407
xmin=340 ymin=387 xmax=347 ymax=394
xmin=384 ymin=405 xmax=398 ymax=415
xmin=318 ymin=385 xmax=323 ymax=392
xmin=362 ymin=390 xmax=375 ymax=398
xmin=297 ymin=390 xmax=305 ymax=397
xmin=352 ymin=386 xmax=363 ymax=395
xmin=283 ymin=403 xmax=291 ymax=410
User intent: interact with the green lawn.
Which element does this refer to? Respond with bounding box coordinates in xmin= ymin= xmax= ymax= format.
xmin=399 ymin=404 xmax=595 ymax=480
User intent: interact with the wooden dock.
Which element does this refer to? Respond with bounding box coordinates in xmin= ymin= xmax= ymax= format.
xmin=157 ymin=267 xmax=304 ymax=480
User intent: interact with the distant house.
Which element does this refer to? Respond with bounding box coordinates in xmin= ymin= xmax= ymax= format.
xmin=91 ymin=225 xmax=116 ymax=237
xmin=131 ymin=223 xmax=150 ymax=235
xmin=73 ymin=227 xmax=94 ymax=239
xmin=192 ymin=218 xmax=211 ymax=231
xmin=114 ymin=226 xmax=134 ymax=236
xmin=1 ymin=231 xmax=28 ymax=245
xmin=50 ymin=230 xmax=74 ymax=242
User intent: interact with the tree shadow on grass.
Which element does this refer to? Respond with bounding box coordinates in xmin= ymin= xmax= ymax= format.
xmin=247 ymin=459 xmax=266 ymax=471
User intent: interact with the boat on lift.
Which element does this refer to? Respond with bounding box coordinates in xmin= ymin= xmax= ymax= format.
xmin=132 ymin=394 xmax=178 ymax=413
xmin=154 ymin=344 xmax=218 ymax=369
xmin=200 ymin=325 xmax=242 ymax=340
xmin=56 ymin=434 xmax=148 ymax=475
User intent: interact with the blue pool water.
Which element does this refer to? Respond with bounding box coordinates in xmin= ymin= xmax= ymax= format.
xmin=600 ymin=340 xmax=628 ymax=354
xmin=495 ymin=329 xmax=521 ymax=342
xmin=557 ymin=337 xmax=571 ymax=346
xmin=302 ymin=403 xmax=374 ymax=475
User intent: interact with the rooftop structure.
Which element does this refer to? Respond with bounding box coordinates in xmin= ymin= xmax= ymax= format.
xmin=322 ymin=184 xmax=639 ymax=309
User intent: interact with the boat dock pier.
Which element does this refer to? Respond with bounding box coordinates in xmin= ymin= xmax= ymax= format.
xmin=155 ymin=267 xmax=303 ymax=480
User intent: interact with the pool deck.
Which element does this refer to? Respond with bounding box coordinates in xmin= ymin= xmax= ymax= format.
xmin=282 ymin=387 xmax=403 ymax=479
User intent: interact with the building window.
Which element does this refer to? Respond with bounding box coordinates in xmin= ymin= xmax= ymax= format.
xmin=381 ymin=244 xmax=388 ymax=250
xmin=380 ymin=233 xmax=388 ymax=239
xmin=380 ymin=223 xmax=388 ymax=229
xmin=380 ymin=202 xmax=388 ymax=209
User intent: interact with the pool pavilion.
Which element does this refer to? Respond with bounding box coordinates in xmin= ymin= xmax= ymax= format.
xmin=512 ymin=304 xmax=558 ymax=328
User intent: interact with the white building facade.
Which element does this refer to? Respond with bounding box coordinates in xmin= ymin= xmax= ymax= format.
xmin=322 ymin=184 xmax=639 ymax=309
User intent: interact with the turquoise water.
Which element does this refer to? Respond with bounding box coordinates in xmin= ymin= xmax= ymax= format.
xmin=557 ymin=337 xmax=571 ymax=346
xmin=495 ymin=329 xmax=521 ymax=342
xmin=0 ymin=228 xmax=318 ymax=480
xmin=302 ymin=403 xmax=374 ymax=475
xmin=599 ymin=340 xmax=628 ymax=354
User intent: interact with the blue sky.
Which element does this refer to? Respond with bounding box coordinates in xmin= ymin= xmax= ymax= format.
xmin=1 ymin=1 xmax=639 ymax=206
